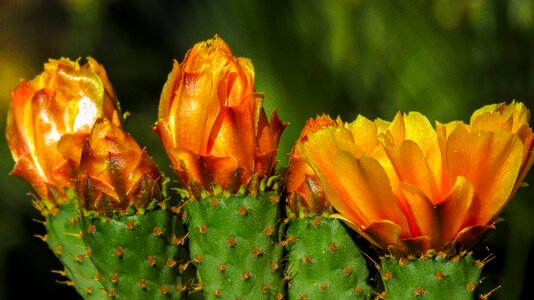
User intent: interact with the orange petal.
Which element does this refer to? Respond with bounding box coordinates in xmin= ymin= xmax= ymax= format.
xmin=455 ymin=224 xmax=494 ymax=250
xmin=384 ymin=140 xmax=433 ymax=200
xmin=168 ymin=148 xmax=206 ymax=190
xmin=158 ymin=60 xmax=181 ymax=121
xmin=209 ymin=105 xmax=254 ymax=172
xmin=360 ymin=220 xmax=403 ymax=250
xmin=425 ymin=141 xmax=448 ymax=202
xmin=299 ymin=127 xmax=365 ymax=224
xmin=398 ymin=182 xmax=439 ymax=243
xmin=201 ymin=155 xmax=240 ymax=191
xmin=436 ymin=176 xmax=474 ymax=246
xmin=399 ymin=236 xmax=432 ymax=255
xmin=446 ymin=126 xmax=523 ymax=225
xmin=333 ymin=152 xmax=410 ymax=232
xmin=175 ymin=70 xmax=220 ymax=154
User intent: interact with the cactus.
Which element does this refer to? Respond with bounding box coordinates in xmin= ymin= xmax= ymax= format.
xmin=183 ymin=181 xmax=285 ymax=299
xmin=285 ymin=216 xmax=372 ymax=300
xmin=42 ymin=200 xmax=108 ymax=299
xmin=7 ymin=38 xmax=533 ymax=300
xmin=79 ymin=199 xmax=188 ymax=299
xmin=378 ymin=252 xmax=484 ymax=299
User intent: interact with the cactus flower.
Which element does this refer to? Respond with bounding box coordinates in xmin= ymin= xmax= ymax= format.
xmin=285 ymin=115 xmax=343 ymax=216
xmin=78 ymin=118 xmax=162 ymax=215
xmin=299 ymin=102 xmax=534 ymax=254
xmin=5 ymin=57 xmax=121 ymax=205
xmin=155 ymin=36 xmax=285 ymax=195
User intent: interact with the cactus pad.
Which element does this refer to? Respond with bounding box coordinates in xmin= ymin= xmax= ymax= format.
xmin=285 ymin=217 xmax=372 ymax=299
xmin=80 ymin=207 xmax=188 ymax=299
xmin=185 ymin=190 xmax=285 ymax=299
xmin=45 ymin=201 xmax=107 ymax=299
xmin=379 ymin=253 xmax=483 ymax=299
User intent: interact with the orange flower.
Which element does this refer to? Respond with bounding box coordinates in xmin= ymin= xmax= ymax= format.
xmin=6 ymin=58 xmax=121 ymax=205
xmin=299 ymin=102 xmax=534 ymax=254
xmin=285 ymin=115 xmax=343 ymax=215
xmin=155 ymin=36 xmax=285 ymax=195
xmin=78 ymin=118 xmax=162 ymax=215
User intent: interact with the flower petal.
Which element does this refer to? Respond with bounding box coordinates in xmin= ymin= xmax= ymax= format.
xmin=404 ymin=111 xmax=437 ymax=156
xmin=299 ymin=127 xmax=365 ymax=224
xmin=361 ymin=220 xmax=403 ymax=250
xmin=436 ymin=176 xmax=474 ymax=246
xmin=347 ymin=115 xmax=380 ymax=154
xmin=446 ymin=125 xmax=523 ymax=225
xmin=398 ymin=182 xmax=439 ymax=246
xmin=333 ymin=151 xmax=410 ymax=232
xmin=384 ymin=140 xmax=433 ymax=200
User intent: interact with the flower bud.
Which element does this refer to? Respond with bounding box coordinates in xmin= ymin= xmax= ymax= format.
xmin=155 ymin=36 xmax=285 ymax=195
xmin=6 ymin=57 xmax=121 ymax=205
xmin=78 ymin=118 xmax=162 ymax=215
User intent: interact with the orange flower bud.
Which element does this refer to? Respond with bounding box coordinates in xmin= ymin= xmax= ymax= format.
xmin=285 ymin=115 xmax=343 ymax=215
xmin=299 ymin=102 xmax=533 ymax=255
xmin=78 ymin=118 xmax=162 ymax=215
xmin=155 ymin=36 xmax=285 ymax=195
xmin=6 ymin=58 xmax=121 ymax=205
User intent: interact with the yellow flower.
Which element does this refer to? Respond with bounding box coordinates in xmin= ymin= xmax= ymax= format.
xmin=299 ymin=102 xmax=533 ymax=254
xmin=6 ymin=58 xmax=121 ymax=205
xmin=285 ymin=115 xmax=343 ymax=215
xmin=78 ymin=118 xmax=162 ymax=215
xmin=155 ymin=36 xmax=285 ymax=195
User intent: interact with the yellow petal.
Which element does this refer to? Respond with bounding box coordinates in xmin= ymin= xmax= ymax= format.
xmin=403 ymin=111 xmax=437 ymax=156
xmin=386 ymin=112 xmax=405 ymax=146
xmin=347 ymin=115 xmax=380 ymax=154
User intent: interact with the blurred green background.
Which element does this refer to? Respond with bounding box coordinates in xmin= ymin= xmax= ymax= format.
xmin=1 ymin=0 xmax=533 ymax=299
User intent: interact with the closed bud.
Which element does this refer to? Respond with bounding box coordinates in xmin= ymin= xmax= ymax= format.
xmin=78 ymin=118 xmax=162 ymax=215
xmin=155 ymin=36 xmax=285 ymax=195
xmin=6 ymin=57 xmax=121 ymax=206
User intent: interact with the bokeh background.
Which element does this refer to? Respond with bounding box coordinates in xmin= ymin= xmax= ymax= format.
xmin=1 ymin=0 xmax=534 ymax=299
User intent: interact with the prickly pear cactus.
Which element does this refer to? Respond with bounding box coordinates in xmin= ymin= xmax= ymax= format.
xmin=379 ymin=252 xmax=484 ymax=300
xmin=43 ymin=201 xmax=107 ymax=299
xmin=183 ymin=181 xmax=285 ymax=300
xmin=285 ymin=216 xmax=372 ymax=300
xmin=79 ymin=200 xmax=189 ymax=299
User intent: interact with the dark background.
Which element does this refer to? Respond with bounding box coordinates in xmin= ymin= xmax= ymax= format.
xmin=1 ymin=1 xmax=534 ymax=299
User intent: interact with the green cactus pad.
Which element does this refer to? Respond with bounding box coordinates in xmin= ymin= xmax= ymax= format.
xmin=285 ymin=217 xmax=372 ymax=300
xmin=45 ymin=201 xmax=107 ymax=299
xmin=185 ymin=190 xmax=285 ymax=300
xmin=379 ymin=253 xmax=483 ymax=300
xmin=80 ymin=208 xmax=188 ymax=299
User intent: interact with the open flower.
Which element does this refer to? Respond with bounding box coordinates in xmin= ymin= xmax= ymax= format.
xmin=285 ymin=115 xmax=343 ymax=216
xmin=299 ymin=102 xmax=534 ymax=255
xmin=78 ymin=118 xmax=162 ymax=215
xmin=155 ymin=36 xmax=285 ymax=195
xmin=6 ymin=57 xmax=121 ymax=205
